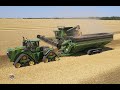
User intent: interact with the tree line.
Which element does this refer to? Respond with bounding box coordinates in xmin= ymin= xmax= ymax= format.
xmin=89 ymin=16 xmax=120 ymax=20
xmin=1 ymin=16 xmax=120 ymax=20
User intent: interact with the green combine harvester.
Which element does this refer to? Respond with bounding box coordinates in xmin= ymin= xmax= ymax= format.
xmin=37 ymin=25 xmax=113 ymax=56
xmin=7 ymin=37 xmax=59 ymax=68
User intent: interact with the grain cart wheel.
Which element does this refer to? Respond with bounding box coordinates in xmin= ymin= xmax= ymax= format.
xmin=15 ymin=63 xmax=21 ymax=68
xmin=87 ymin=50 xmax=93 ymax=55
xmin=97 ymin=48 xmax=103 ymax=53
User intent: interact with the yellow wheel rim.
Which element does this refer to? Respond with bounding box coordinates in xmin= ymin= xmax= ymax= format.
xmin=55 ymin=57 xmax=59 ymax=61
xmin=44 ymin=59 xmax=48 ymax=63
xmin=29 ymin=61 xmax=35 ymax=66
xmin=15 ymin=63 xmax=21 ymax=68
xmin=22 ymin=56 xmax=27 ymax=60
xmin=49 ymin=52 xmax=54 ymax=56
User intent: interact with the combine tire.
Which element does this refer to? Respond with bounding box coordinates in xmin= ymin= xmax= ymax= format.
xmin=87 ymin=50 xmax=93 ymax=55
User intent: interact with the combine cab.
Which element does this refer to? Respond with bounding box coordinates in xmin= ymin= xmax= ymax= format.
xmin=7 ymin=37 xmax=59 ymax=68
xmin=37 ymin=25 xmax=113 ymax=56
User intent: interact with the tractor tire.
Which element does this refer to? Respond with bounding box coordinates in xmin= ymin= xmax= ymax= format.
xmin=14 ymin=63 xmax=21 ymax=68
xmin=42 ymin=55 xmax=49 ymax=63
xmin=28 ymin=61 xmax=35 ymax=66
xmin=22 ymin=55 xmax=28 ymax=60
xmin=44 ymin=58 xmax=49 ymax=63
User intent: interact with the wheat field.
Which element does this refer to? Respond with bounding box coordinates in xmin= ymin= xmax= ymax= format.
xmin=0 ymin=19 xmax=120 ymax=84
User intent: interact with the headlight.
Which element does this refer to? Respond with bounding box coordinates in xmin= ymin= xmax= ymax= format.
xmin=7 ymin=52 xmax=9 ymax=55
xmin=7 ymin=51 xmax=11 ymax=58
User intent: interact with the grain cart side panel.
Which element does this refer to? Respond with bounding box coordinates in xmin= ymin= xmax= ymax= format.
xmin=70 ymin=38 xmax=112 ymax=54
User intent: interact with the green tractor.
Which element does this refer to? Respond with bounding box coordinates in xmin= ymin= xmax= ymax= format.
xmin=7 ymin=37 xmax=59 ymax=68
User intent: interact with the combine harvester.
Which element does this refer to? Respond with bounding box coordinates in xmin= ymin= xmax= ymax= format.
xmin=37 ymin=25 xmax=113 ymax=56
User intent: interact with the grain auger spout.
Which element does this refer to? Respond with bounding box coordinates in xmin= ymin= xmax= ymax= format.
xmin=37 ymin=35 xmax=58 ymax=47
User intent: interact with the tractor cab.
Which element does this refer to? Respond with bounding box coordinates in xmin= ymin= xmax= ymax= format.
xmin=22 ymin=37 xmax=40 ymax=52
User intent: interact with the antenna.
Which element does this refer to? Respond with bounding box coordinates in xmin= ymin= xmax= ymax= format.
xmin=23 ymin=37 xmax=25 ymax=41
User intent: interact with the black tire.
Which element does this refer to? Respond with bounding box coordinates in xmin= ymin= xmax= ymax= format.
xmin=37 ymin=35 xmax=40 ymax=38
xmin=87 ymin=50 xmax=93 ymax=55
xmin=97 ymin=48 xmax=103 ymax=53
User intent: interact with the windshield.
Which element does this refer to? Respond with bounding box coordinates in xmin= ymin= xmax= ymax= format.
xmin=31 ymin=41 xmax=39 ymax=47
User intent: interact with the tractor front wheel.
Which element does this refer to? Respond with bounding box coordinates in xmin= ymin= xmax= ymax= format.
xmin=15 ymin=63 xmax=21 ymax=68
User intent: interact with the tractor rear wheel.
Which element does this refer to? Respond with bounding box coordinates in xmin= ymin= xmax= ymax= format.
xmin=55 ymin=57 xmax=60 ymax=61
xmin=15 ymin=63 xmax=21 ymax=68
xmin=44 ymin=58 xmax=49 ymax=63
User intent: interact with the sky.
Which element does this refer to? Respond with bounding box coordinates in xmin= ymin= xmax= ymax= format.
xmin=0 ymin=6 xmax=120 ymax=18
